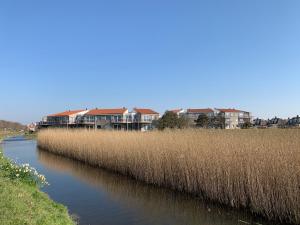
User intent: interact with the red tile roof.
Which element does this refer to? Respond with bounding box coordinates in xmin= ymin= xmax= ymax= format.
xmin=187 ymin=108 xmax=214 ymax=113
xmin=86 ymin=108 xmax=128 ymax=115
xmin=134 ymin=108 xmax=159 ymax=115
xmin=48 ymin=110 xmax=86 ymax=117
xmin=216 ymin=108 xmax=241 ymax=113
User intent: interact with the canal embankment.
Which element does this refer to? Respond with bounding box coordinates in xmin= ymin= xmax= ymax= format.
xmin=37 ymin=129 xmax=300 ymax=225
xmin=0 ymin=135 xmax=75 ymax=225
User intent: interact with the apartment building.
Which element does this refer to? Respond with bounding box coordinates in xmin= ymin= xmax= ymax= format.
xmin=171 ymin=107 xmax=252 ymax=129
xmin=237 ymin=110 xmax=252 ymax=126
xmin=40 ymin=108 xmax=159 ymax=131
xmin=78 ymin=108 xmax=129 ymax=130
xmin=40 ymin=109 xmax=89 ymax=128
xmin=215 ymin=108 xmax=252 ymax=129
xmin=215 ymin=109 xmax=240 ymax=129
xmin=39 ymin=107 xmax=253 ymax=130
xmin=132 ymin=108 xmax=160 ymax=131
xmin=185 ymin=108 xmax=215 ymax=120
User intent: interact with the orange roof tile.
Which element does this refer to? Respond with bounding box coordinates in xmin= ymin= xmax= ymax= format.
xmin=134 ymin=108 xmax=159 ymax=115
xmin=48 ymin=110 xmax=85 ymax=117
xmin=216 ymin=108 xmax=241 ymax=113
xmin=86 ymin=108 xmax=128 ymax=115
xmin=187 ymin=108 xmax=214 ymax=113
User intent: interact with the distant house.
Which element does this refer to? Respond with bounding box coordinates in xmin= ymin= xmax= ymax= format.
xmin=287 ymin=115 xmax=300 ymax=127
xmin=253 ymin=118 xmax=268 ymax=128
xmin=132 ymin=108 xmax=160 ymax=131
xmin=27 ymin=123 xmax=37 ymax=132
xmin=267 ymin=117 xmax=287 ymax=128
xmin=40 ymin=109 xmax=89 ymax=128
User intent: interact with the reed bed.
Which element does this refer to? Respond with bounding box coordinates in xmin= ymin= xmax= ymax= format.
xmin=37 ymin=129 xmax=300 ymax=224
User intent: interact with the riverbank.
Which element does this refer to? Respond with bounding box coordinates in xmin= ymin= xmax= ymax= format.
xmin=38 ymin=129 xmax=300 ymax=224
xmin=0 ymin=138 xmax=75 ymax=225
xmin=0 ymin=130 xmax=22 ymax=143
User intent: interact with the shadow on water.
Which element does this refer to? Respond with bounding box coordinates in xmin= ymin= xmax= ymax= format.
xmin=2 ymin=139 xmax=289 ymax=225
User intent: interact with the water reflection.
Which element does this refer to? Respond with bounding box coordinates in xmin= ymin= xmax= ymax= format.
xmin=37 ymin=149 xmax=277 ymax=225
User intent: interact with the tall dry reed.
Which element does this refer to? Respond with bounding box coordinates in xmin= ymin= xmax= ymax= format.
xmin=37 ymin=129 xmax=300 ymax=224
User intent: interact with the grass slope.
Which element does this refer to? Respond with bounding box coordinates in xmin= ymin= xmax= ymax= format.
xmin=0 ymin=178 xmax=75 ymax=225
xmin=0 ymin=150 xmax=75 ymax=225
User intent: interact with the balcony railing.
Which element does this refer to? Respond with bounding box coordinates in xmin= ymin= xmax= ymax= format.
xmin=38 ymin=121 xmax=76 ymax=125
xmin=40 ymin=118 xmax=155 ymax=126
xmin=77 ymin=118 xmax=153 ymax=124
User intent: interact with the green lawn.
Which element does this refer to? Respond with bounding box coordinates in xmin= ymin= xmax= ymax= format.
xmin=0 ymin=149 xmax=75 ymax=225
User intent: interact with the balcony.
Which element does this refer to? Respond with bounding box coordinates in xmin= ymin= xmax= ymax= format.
xmin=111 ymin=118 xmax=153 ymax=123
xmin=78 ymin=118 xmax=154 ymax=124
xmin=38 ymin=121 xmax=75 ymax=126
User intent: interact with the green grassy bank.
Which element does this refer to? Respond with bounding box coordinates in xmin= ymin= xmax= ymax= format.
xmin=0 ymin=143 xmax=75 ymax=224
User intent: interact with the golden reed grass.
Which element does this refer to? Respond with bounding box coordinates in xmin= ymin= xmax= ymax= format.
xmin=37 ymin=129 xmax=300 ymax=224
xmin=38 ymin=149 xmax=249 ymax=225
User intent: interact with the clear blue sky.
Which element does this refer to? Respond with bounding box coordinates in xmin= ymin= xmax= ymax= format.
xmin=1 ymin=0 xmax=300 ymax=124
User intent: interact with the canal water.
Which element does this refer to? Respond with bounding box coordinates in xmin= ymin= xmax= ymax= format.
xmin=1 ymin=137 xmax=285 ymax=225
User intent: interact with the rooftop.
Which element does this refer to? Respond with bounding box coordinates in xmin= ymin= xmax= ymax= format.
xmin=85 ymin=108 xmax=128 ymax=115
xmin=187 ymin=108 xmax=214 ymax=113
xmin=216 ymin=108 xmax=241 ymax=113
xmin=134 ymin=108 xmax=159 ymax=115
xmin=48 ymin=110 xmax=86 ymax=117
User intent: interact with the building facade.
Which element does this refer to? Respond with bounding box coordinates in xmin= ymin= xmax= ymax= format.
xmin=40 ymin=108 xmax=159 ymax=131
xmin=78 ymin=108 xmax=129 ymax=130
xmin=132 ymin=108 xmax=160 ymax=131
xmin=39 ymin=107 xmax=254 ymax=130
xmin=267 ymin=117 xmax=287 ymax=128
xmin=40 ymin=110 xmax=89 ymax=128
xmin=253 ymin=118 xmax=268 ymax=128
xmin=287 ymin=115 xmax=300 ymax=127
xmin=215 ymin=108 xmax=252 ymax=129
xmin=185 ymin=108 xmax=215 ymax=126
